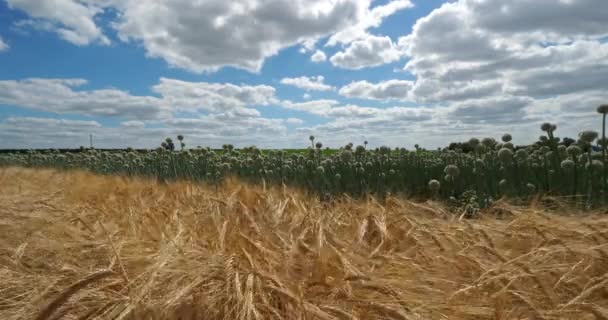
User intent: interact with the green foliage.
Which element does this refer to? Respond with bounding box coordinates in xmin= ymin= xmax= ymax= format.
xmin=2 ymin=114 xmax=608 ymax=209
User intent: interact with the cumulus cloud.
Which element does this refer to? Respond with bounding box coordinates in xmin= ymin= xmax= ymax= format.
xmin=120 ymin=120 xmax=145 ymax=128
xmin=282 ymin=99 xmax=341 ymax=115
xmin=6 ymin=0 xmax=110 ymax=45
xmin=280 ymin=76 xmax=334 ymax=91
xmin=310 ymin=50 xmax=327 ymax=63
xmin=326 ymin=0 xmax=413 ymax=46
xmin=0 ymin=78 xmax=167 ymax=119
xmin=285 ymin=118 xmax=304 ymax=125
xmin=0 ymin=78 xmax=277 ymax=119
xmin=281 ymin=99 xmax=432 ymax=123
xmin=0 ymin=117 xmax=102 ymax=148
xmin=152 ymin=78 xmax=277 ymax=113
xmin=330 ymin=35 xmax=403 ymax=69
xmin=5 ymin=0 xmax=414 ymax=73
xmin=295 ymin=105 xmax=437 ymax=146
xmin=339 ymin=80 xmax=414 ymax=101
xmin=112 ymin=0 xmax=374 ymax=73
xmin=400 ymin=0 xmax=608 ymax=104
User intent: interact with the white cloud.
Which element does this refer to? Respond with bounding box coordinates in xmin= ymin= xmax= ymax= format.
xmin=282 ymin=99 xmax=341 ymax=115
xmin=285 ymin=117 xmax=304 ymax=125
xmin=330 ymin=35 xmax=403 ymax=69
xmin=280 ymin=76 xmax=334 ymax=91
xmin=281 ymin=99 xmax=431 ymax=122
xmin=152 ymin=78 xmax=277 ymax=113
xmin=0 ymin=78 xmax=277 ymax=119
xmin=400 ymin=0 xmax=608 ymax=104
xmin=5 ymin=0 xmax=412 ymax=73
xmin=0 ymin=78 xmax=168 ymax=119
xmin=6 ymin=0 xmax=110 ymax=45
xmin=0 ymin=37 xmax=8 ymax=51
xmin=310 ymin=50 xmax=327 ymax=63
xmin=121 ymin=120 xmax=145 ymax=128
xmin=295 ymin=105 xmax=437 ymax=146
xmin=303 ymin=93 xmax=312 ymax=100
xmin=339 ymin=80 xmax=414 ymax=101
xmin=112 ymin=0 xmax=376 ymax=73
xmin=0 ymin=117 xmax=102 ymax=148
xmin=326 ymin=0 xmax=413 ymax=46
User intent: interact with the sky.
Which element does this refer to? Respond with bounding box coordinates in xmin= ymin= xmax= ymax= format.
xmin=0 ymin=0 xmax=606 ymax=149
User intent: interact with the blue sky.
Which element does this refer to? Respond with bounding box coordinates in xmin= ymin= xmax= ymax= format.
xmin=0 ymin=0 xmax=606 ymax=149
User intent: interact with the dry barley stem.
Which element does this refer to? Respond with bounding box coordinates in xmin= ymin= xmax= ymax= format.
xmin=0 ymin=167 xmax=607 ymax=320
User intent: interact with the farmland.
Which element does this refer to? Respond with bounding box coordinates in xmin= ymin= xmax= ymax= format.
xmin=3 ymin=111 xmax=608 ymax=319
xmin=1 ymin=167 xmax=608 ymax=319
xmin=2 ymin=117 xmax=608 ymax=210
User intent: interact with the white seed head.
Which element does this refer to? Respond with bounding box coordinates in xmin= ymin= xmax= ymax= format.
xmin=428 ymin=179 xmax=441 ymax=192
xmin=444 ymin=165 xmax=460 ymax=178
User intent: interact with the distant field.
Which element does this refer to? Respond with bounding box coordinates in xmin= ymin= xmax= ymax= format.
xmin=1 ymin=167 xmax=607 ymax=319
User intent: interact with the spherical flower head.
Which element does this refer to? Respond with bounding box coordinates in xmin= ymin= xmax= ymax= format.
xmin=340 ymin=150 xmax=353 ymax=162
xmin=539 ymin=136 xmax=548 ymax=142
xmin=316 ymin=166 xmax=325 ymax=175
xmin=315 ymin=142 xmax=323 ymax=149
xmin=221 ymin=163 xmax=231 ymax=171
xmin=309 ymin=135 xmax=315 ymax=141
xmin=468 ymin=137 xmax=480 ymax=147
xmin=541 ymin=122 xmax=553 ymax=132
xmin=481 ymin=137 xmax=496 ymax=148
xmin=355 ymin=145 xmax=366 ymax=155
xmin=503 ymin=142 xmax=514 ymax=150
xmin=597 ymin=104 xmax=608 ymax=114
xmin=560 ymin=159 xmax=575 ymax=172
xmin=579 ymin=130 xmax=599 ymax=144
xmin=586 ymin=160 xmax=604 ymax=171
xmin=501 ymin=134 xmax=512 ymax=143
xmin=498 ymin=148 xmax=514 ymax=164
xmin=428 ymin=179 xmax=441 ymax=192
xmin=379 ymin=146 xmax=391 ymax=155
xmin=389 ymin=169 xmax=396 ymax=175
xmin=515 ymin=149 xmax=528 ymax=160
xmin=557 ymin=144 xmax=567 ymax=154
xmin=444 ymin=164 xmax=460 ymax=178
xmin=177 ymin=135 xmax=184 ymax=141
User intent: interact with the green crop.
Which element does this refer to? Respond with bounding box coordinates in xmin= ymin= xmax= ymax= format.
xmin=2 ymin=105 xmax=608 ymax=208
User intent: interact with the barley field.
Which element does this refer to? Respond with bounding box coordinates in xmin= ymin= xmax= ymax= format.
xmin=1 ymin=167 xmax=607 ymax=319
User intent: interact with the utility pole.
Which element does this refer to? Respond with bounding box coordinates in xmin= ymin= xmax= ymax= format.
xmin=89 ymin=134 xmax=93 ymax=149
